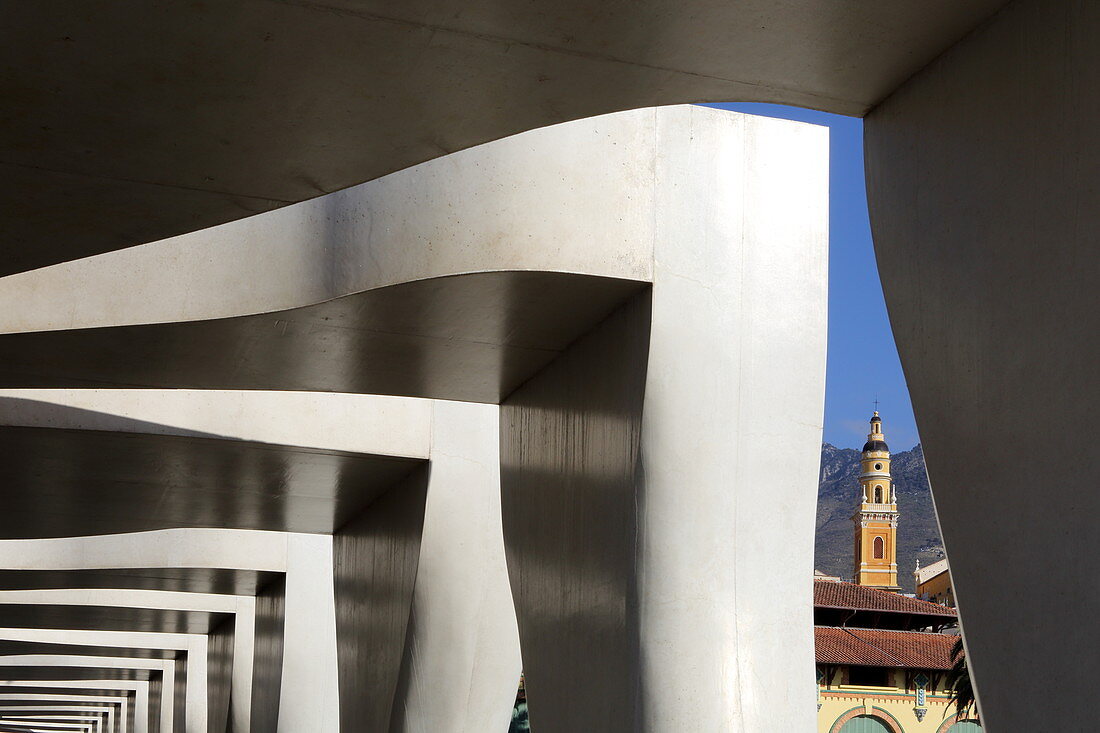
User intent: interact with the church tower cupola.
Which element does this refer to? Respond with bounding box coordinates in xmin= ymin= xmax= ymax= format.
xmin=852 ymin=410 xmax=900 ymax=589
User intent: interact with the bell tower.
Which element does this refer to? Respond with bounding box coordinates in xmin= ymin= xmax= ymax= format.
xmin=852 ymin=411 xmax=900 ymax=589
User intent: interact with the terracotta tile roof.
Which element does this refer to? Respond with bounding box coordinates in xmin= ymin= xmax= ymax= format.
xmin=815 ymin=626 xmax=957 ymax=670
xmin=814 ymin=579 xmax=956 ymax=618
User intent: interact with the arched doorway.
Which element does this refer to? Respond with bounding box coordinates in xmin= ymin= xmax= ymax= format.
xmin=837 ymin=715 xmax=893 ymax=733
xmin=941 ymin=720 xmax=983 ymax=733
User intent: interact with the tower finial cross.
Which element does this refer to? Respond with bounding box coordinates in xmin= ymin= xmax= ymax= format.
xmin=873 ymin=396 xmax=880 ymax=411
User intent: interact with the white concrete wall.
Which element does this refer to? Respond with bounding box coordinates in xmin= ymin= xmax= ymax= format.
xmin=866 ymin=0 xmax=1100 ymax=727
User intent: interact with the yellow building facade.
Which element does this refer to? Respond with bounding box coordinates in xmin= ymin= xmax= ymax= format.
xmin=814 ymin=580 xmax=980 ymax=733
xmin=817 ymin=669 xmax=980 ymax=733
xmin=853 ymin=412 xmax=900 ymax=590
xmin=915 ymin=559 xmax=954 ymax=608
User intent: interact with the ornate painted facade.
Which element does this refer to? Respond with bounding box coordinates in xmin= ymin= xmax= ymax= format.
xmin=814 ymin=579 xmax=980 ymax=732
xmin=853 ymin=412 xmax=900 ymax=590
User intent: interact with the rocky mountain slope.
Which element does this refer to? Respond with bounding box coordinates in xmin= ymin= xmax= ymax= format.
xmin=815 ymin=443 xmax=945 ymax=592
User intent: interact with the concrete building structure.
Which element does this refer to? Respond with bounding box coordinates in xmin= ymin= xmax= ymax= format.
xmin=0 ymin=107 xmax=827 ymax=731
xmin=0 ymin=2 xmax=1096 ymax=728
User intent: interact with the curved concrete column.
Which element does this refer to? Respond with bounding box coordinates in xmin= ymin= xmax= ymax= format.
xmin=501 ymin=108 xmax=827 ymax=730
xmin=865 ymin=0 xmax=1100 ymax=727
xmin=390 ymin=401 xmax=522 ymax=733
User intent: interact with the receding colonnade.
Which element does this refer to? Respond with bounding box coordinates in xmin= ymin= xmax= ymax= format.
xmin=1 ymin=1 xmax=1096 ymax=727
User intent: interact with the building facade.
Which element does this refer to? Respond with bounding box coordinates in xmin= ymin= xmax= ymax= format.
xmin=818 ymin=411 xmax=980 ymax=732
xmin=915 ymin=559 xmax=954 ymax=608
xmin=815 ymin=580 xmax=979 ymax=733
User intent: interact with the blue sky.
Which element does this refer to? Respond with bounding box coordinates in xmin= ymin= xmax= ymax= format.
xmin=702 ymin=103 xmax=919 ymax=451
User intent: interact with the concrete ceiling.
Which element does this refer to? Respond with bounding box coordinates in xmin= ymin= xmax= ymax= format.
xmin=0 ymin=569 xmax=281 ymax=596
xmin=0 ymin=272 xmax=646 ymax=403
xmin=0 ymin=425 xmax=422 ymax=538
xmin=0 ymin=643 xmax=174 ymax=662
xmin=0 ymin=669 xmax=153 ymax=684
xmin=0 ymin=605 xmax=227 ymax=635
xmin=1 ymin=0 xmax=1010 ymax=275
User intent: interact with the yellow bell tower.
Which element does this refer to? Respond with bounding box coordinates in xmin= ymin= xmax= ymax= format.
xmin=852 ymin=411 xmax=900 ymax=590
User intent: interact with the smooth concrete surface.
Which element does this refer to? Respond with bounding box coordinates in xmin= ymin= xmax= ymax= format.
xmin=0 ymin=391 xmax=520 ymax=732
xmin=0 ymin=108 xmax=805 ymax=405
xmin=0 ymin=391 xmax=430 ymax=459
xmin=0 ymin=658 xmax=172 ymax=733
xmin=0 ymin=643 xmax=172 ymax=733
xmin=865 ymin=0 xmax=1100 ymax=726
xmin=0 ymin=108 xmax=828 ymax=731
xmin=0 ymin=109 xmax=685 ymax=403
xmin=204 ymin=623 xmax=230 ymax=733
xmin=332 ymin=469 xmax=429 ymax=731
xmin=248 ymin=579 xmax=284 ymax=733
xmin=501 ymin=110 xmax=827 ymax=730
xmin=0 ymin=273 xmax=644 ymax=404
xmin=275 ymin=535 xmax=339 ymax=733
xmin=0 ymin=683 xmax=143 ymax=733
xmin=0 ymin=425 xmax=422 ymax=538
xmin=0 ymin=586 xmax=258 ymax=733
xmin=0 ymin=720 xmax=102 ymax=733
xmin=0 ymin=710 xmax=114 ymax=733
xmin=0 ymin=530 xmax=290 ymax=577
xmin=391 ymin=401 xmax=522 ymax=733
xmin=0 ymin=629 xmax=207 ymax=733
xmin=1 ymin=0 xmax=1007 ymax=275
xmin=0 ymin=527 xmax=350 ymax=733
xmin=0 ymin=711 xmax=111 ymax=733
xmin=0 ymin=699 xmax=123 ymax=733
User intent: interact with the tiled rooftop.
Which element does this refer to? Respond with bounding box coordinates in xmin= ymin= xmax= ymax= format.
xmin=814 ymin=579 xmax=957 ymax=618
xmin=815 ymin=626 xmax=957 ymax=670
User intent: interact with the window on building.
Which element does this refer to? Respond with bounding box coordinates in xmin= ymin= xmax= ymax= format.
xmin=874 ymin=486 xmax=883 ymax=503
xmin=848 ymin=666 xmax=890 ymax=687
xmin=873 ymin=536 xmax=885 ymax=559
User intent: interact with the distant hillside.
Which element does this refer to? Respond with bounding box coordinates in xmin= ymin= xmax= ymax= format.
xmin=815 ymin=443 xmax=945 ymax=593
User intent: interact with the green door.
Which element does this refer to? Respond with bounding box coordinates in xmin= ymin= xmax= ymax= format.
xmin=947 ymin=722 xmax=983 ymax=732
xmin=837 ymin=715 xmax=893 ymax=733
